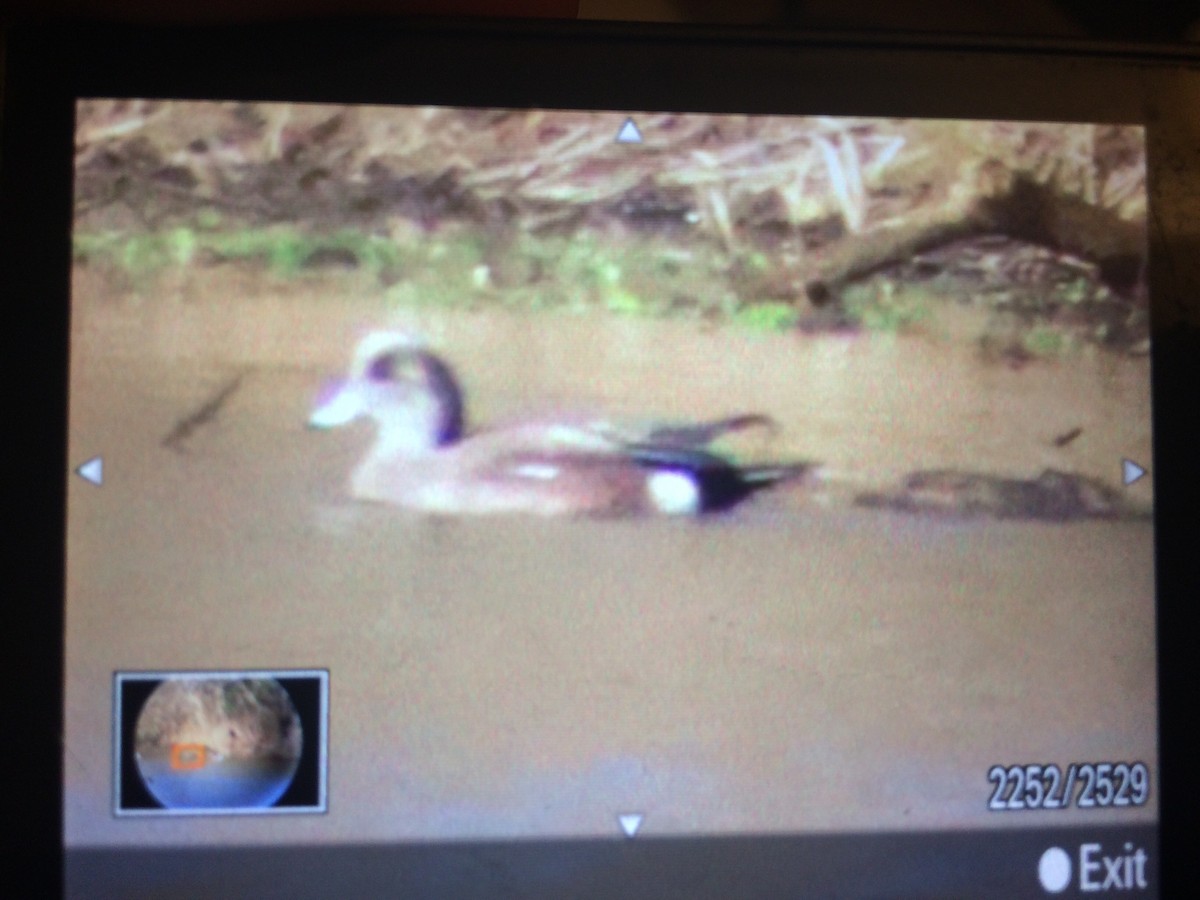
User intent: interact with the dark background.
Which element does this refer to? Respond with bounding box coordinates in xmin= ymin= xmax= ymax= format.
xmin=0 ymin=1 xmax=1198 ymax=43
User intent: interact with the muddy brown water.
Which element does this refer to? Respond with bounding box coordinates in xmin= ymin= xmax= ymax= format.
xmin=65 ymin=268 xmax=1156 ymax=845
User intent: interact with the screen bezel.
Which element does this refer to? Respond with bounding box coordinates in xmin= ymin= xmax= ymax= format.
xmin=4 ymin=17 xmax=1197 ymax=895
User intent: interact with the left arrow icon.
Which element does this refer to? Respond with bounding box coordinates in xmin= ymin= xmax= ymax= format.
xmin=76 ymin=456 xmax=103 ymax=486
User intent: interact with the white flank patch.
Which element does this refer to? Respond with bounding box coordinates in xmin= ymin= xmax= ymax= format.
xmin=647 ymin=470 xmax=700 ymax=515
xmin=515 ymin=463 xmax=560 ymax=481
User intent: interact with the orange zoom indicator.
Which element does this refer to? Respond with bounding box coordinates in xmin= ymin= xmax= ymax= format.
xmin=170 ymin=743 xmax=208 ymax=770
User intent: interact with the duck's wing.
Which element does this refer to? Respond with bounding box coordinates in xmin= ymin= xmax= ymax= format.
xmin=463 ymin=420 xmax=621 ymax=454
xmin=427 ymin=425 xmax=658 ymax=516
xmin=446 ymin=417 xmax=812 ymax=515
xmin=640 ymin=413 xmax=779 ymax=449
xmin=587 ymin=413 xmax=778 ymax=450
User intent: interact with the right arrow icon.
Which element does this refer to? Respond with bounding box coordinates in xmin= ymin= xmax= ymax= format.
xmin=1122 ymin=459 xmax=1147 ymax=486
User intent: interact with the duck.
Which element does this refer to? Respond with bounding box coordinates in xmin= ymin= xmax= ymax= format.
xmin=308 ymin=331 xmax=812 ymax=516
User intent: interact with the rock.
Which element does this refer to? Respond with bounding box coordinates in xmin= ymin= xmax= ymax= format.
xmin=856 ymin=468 xmax=1143 ymax=522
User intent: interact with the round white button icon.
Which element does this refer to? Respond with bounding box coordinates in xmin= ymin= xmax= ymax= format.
xmin=1038 ymin=846 xmax=1072 ymax=893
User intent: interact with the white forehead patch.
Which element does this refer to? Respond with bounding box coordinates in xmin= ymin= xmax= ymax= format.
xmin=647 ymin=470 xmax=700 ymax=515
xmin=351 ymin=330 xmax=424 ymax=371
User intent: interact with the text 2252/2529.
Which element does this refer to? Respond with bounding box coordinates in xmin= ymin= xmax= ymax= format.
xmin=987 ymin=762 xmax=1150 ymax=811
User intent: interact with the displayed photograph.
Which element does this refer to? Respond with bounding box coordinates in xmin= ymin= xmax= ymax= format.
xmin=66 ymin=101 xmax=1155 ymax=844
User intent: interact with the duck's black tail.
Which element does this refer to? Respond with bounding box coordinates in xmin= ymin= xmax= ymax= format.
xmin=737 ymin=462 xmax=814 ymax=487
xmin=700 ymin=460 xmax=816 ymax=512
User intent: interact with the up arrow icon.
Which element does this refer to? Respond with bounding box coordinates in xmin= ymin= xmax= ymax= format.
xmin=616 ymin=118 xmax=643 ymax=144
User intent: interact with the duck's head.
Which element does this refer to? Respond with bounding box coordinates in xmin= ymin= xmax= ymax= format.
xmin=308 ymin=331 xmax=465 ymax=453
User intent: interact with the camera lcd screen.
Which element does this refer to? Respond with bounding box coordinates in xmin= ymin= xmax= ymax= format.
xmin=6 ymin=20 xmax=1177 ymax=897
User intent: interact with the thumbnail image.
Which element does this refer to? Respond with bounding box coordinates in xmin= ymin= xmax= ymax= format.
xmin=114 ymin=671 xmax=327 ymax=815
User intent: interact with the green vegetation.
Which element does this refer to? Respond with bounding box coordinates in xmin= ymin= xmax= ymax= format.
xmin=75 ymin=225 xmax=404 ymax=278
xmin=1052 ymin=277 xmax=1095 ymax=305
xmin=74 ymin=221 xmax=1109 ymax=353
xmin=735 ymin=301 xmax=800 ymax=332
xmin=841 ymin=280 xmax=930 ymax=332
xmin=1022 ymin=325 xmax=1068 ymax=357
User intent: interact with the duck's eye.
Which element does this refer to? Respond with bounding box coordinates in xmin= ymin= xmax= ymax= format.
xmin=365 ymin=353 xmax=397 ymax=381
xmin=367 ymin=352 xmax=425 ymax=383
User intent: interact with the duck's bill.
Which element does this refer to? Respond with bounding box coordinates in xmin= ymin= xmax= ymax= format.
xmin=307 ymin=380 xmax=364 ymax=429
